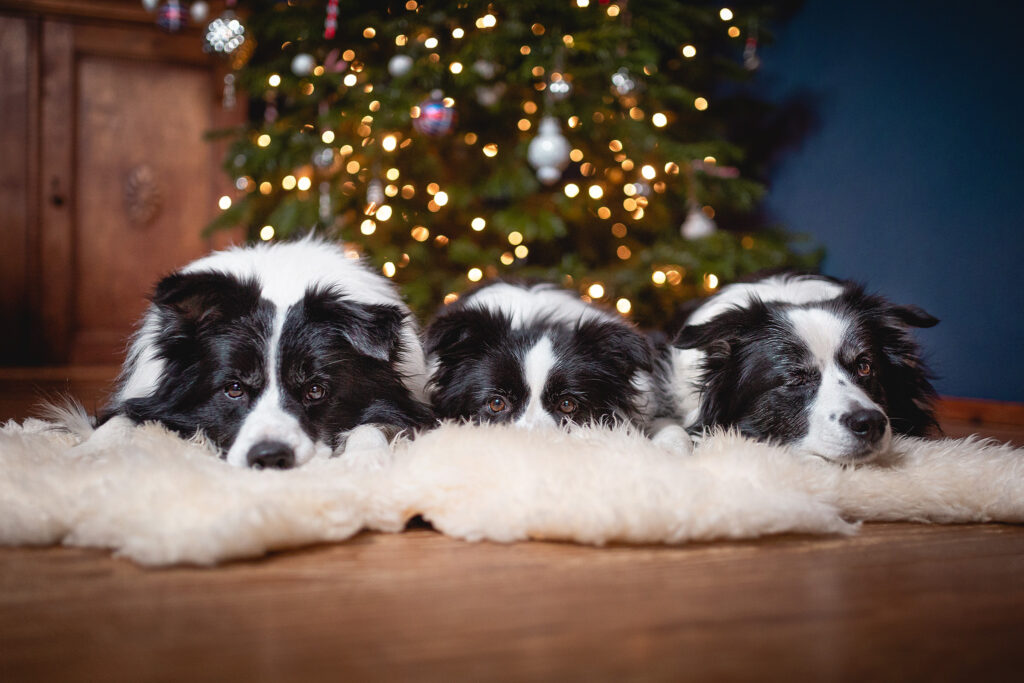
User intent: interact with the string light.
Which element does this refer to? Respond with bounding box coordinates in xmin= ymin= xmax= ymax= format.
xmin=259 ymin=181 xmax=272 ymax=195
xmin=514 ymin=245 xmax=529 ymax=258
xmin=483 ymin=144 xmax=498 ymax=157
xmin=382 ymin=262 xmax=396 ymax=278
xmin=508 ymin=231 xmax=523 ymax=245
xmin=641 ymin=165 xmax=656 ymax=180
xmin=386 ymin=168 xmax=400 ymax=181
xmin=443 ymin=293 xmax=459 ymax=304
xmin=434 ymin=191 xmax=449 ymax=206
xmin=719 ymin=8 xmax=734 ymax=21
xmin=611 ymin=223 xmax=627 ymax=238
xmin=360 ymin=218 xmax=376 ymax=235
xmin=564 ymin=183 xmax=580 ymax=198
xmin=694 ymin=97 xmax=709 ymax=111
xmin=471 ymin=217 xmax=486 ymax=231
xmin=587 ymin=283 xmax=604 ymax=298
xmin=588 ymin=184 xmax=603 ymax=199
xmin=218 ymin=195 xmax=232 ymax=210
xmin=616 ymin=298 xmax=631 ymax=314
xmin=260 ymin=225 xmax=275 ymax=241
xmin=376 ymin=205 xmax=392 ymax=221
xmin=297 ymin=177 xmax=311 ymax=191
xmin=617 ymin=245 xmax=631 ymax=260
xmin=500 ymin=252 xmax=514 ymax=265
xmin=382 ymin=135 xmax=397 ymax=152
xmin=411 ymin=226 xmax=429 ymax=241
xmin=705 ymin=273 xmax=720 ymax=289
xmin=343 ymin=73 xmax=357 ymax=87
xmin=281 ymin=175 xmax=297 ymax=190
xmin=452 ymin=27 xmax=464 ymax=39
xmin=450 ymin=61 xmax=463 ymax=74
xmin=257 ymin=134 xmax=271 ymax=148
xmin=321 ymin=131 xmax=335 ymax=144
xmin=652 ymin=113 xmax=668 ymax=127
xmin=467 ymin=267 xmax=483 ymax=282
xmin=681 ymin=45 xmax=697 ymax=58
xmin=728 ymin=26 xmax=741 ymax=38
xmin=652 ymin=270 xmax=667 ymax=285
xmin=268 ymin=74 xmax=281 ymax=87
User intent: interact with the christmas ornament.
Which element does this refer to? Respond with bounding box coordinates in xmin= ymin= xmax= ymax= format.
xmin=141 ymin=0 xmax=159 ymax=11
xmin=611 ymin=67 xmax=638 ymax=95
xmin=473 ymin=60 xmax=499 ymax=79
xmin=189 ymin=1 xmax=209 ymax=22
xmin=527 ymin=116 xmax=571 ymax=185
xmin=548 ymin=77 xmax=572 ymax=101
xmin=475 ymin=83 xmax=506 ymax=107
xmin=388 ymin=54 xmax=413 ymax=77
xmin=204 ymin=9 xmax=246 ymax=55
xmin=319 ymin=182 xmax=332 ymax=223
xmin=291 ymin=53 xmax=315 ymax=77
xmin=632 ymin=181 xmax=651 ymax=197
xmin=413 ymin=93 xmax=457 ymax=137
xmin=222 ymin=73 xmax=236 ymax=109
xmin=366 ymin=179 xmax=385 ymax=209
xmin=323 ymin=49 xmax=348 ymax=73
xmin=156 ymin=1 xmax=186 ymax=32
xmin=312 ymin=146 xmax=335 ymax=169
xmin=743 ymin=20 xmax=761 ymax=71
xmin=324 ymin=0 xmax=339 ymax=40
xmin=681 ymin=205 xmax=717 ymax=239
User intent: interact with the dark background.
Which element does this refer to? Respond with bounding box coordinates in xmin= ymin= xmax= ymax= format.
xmin=760 ymin=0 xmax=1022 ymax=401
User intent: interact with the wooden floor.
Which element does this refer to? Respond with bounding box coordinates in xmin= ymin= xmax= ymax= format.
xmin=2 ymin=369 xmax=1023 ymax=681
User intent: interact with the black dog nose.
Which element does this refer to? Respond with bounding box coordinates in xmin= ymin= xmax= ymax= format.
xmin=246 ymin=441 xmax=295 ymax=470
xmin=841 ymin=409 xmax=888 ymax=443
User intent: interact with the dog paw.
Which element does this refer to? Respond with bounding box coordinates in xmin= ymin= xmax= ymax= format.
xmin=340 ymin=425 xmax=393 ymax=471
xmin=652 ymin=424 xmax=693 ymax=455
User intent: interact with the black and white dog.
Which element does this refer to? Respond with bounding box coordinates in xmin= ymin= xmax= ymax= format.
xmin=102 ymin=239 xmax=431 ymax=469
xmin=425 ymin=281 xmax=663 ymax=432
xmin=668 ymin=274 xmax=939 ymax=463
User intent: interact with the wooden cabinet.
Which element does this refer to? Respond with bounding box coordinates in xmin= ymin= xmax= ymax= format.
xmin=0 ymin=1 xmax=239 ymax=365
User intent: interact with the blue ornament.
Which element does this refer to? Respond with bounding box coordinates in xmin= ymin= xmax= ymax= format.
xmin=413 ymin=98 xmax=457 ymax=137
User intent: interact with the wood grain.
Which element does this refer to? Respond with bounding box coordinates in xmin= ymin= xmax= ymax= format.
xmin=1 ymin=525 xmax=1022 ymax=682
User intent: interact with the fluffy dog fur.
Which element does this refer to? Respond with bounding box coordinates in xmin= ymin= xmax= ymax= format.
xmin=2 ymin=414 xmax=1022 ymax=566
xmin=103 ymin=239 xmax=431 ymax=469
xmin=669 ymin=274 xmax=939 ymax=464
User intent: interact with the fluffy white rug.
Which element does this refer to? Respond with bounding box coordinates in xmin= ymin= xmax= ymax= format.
xmin=1 ymin=416 xmax=1022 ymax=566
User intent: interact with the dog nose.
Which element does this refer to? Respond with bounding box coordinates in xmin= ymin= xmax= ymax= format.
xmin=841 ymin=409 xmax=887 ymax=443
xmin=246 ymin=441 xmax=295 ymax=470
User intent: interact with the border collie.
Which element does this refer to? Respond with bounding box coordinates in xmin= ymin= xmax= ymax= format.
xmin=668 ymin=274 xmax=939 ymax=464
xmin=425 ymin=281 xmax=663 ymax=432
xmin=102 ymin=239 xmax=431 ymax=469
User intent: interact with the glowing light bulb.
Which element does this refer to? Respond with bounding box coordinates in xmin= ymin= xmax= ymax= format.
xmin=652 ymin=113 xmax=668 ymax=128
xmin=720 ymin=8 xmax=734 ymax=21
xmin=450 ymin=61 xmax=463 ymax=74
xmin=616 ymin=298 xmax=632 ymax=314
xmin=681 ymin=45 xmax=697 ymax=58
xmin=694 ymin=97 xmax=709 ymax=111
xmin=268 ymin=74 xmax=281 ymax=87
xmin=508 ymin=231 xmax=523 ymax=245
xmin=587 ymin=283 xmax=604 ymax=298
xmin=641 ymin=165 xmax=656 ymax=180
xmin=257 ymin=134 xmax=271 ymax=148
xmin=452 ymin=28 xmax=464 ymax=39
xmin=424 ymin=37 xmax=438 ymax=49
xmin=564 ymin=183 xmax=580 ymax=198
xmin=376 ymin=205 xmax=392 ymax=221
xmin=218 ymin=195 xmax=232 ymax=210
xmin=467 ymin=267 xmax=483 ymax=282
xmin=471 ymin=217 xmax=486 ymax=231
xmin=588 ymin=184 xmax=603 ymax=199
xmin=382 ymin=262 xmax=396 ymax=278
xmin=382 ymin=135 xmax=398 ymax=152
xmin=652 ymin=270 xmax=667 ymax=285
xmin=360 ymin=219 xmax=376 ymax=235
xmin=434 ymin=191 xmax=449 ymax=206
xmin=260 ymin=225 xmax=275 ymax=241
xmin=281 ymin=175 xmax=297 ymax=190
xmin=705 ymin=273 xmax=720 ymax=289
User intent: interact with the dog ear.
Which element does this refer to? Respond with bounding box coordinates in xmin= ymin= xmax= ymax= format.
xmin=674 ymin=302 xmax=769 ymax=358
xmin=152 ymin=271 xmax=261 ymax=325
xmin=424 ymin=306 xmax=510 ymax=359
xmin=889 ymin=304 xmax=939 ymax=329
xmin=304 ymin=291 xmax=406 ymax=362
xmin=575 ymin=319 xmax=653 ymax=375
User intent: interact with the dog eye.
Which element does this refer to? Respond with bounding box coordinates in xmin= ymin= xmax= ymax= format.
xmin=488 ymin=396 xmax=507 ymax=413
xmin=305 ymin=384 xmax=327 ymax=402
xmin=857 ymin=359 xmax=872 ymax=377
xmin=223 ymin=381 xmax=245 ymax=400
xmin=556 ymin=397 xmax=578 ymax=415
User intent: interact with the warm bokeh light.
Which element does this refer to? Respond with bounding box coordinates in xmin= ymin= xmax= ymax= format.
xmin=616 ymin=298 xmax=631 ymax=314
xmin=467 ymin=267 xmax=483 ymax=282
xmin=681 ymin=45 xmax=696 ymax=58
xmin=514 ymin=245 xmax=529 ymax=259
xmin=296 ymin=176 xmax=311 ymax=191
xmin=508 ymin=231 xmax=523 ymax=245
xmin=587 ymin=283 xmax=604 ymax=298
xmin=382 ymin=262 xmax=396 ymax=278
xmin=257 ymin=134 xmax=271 ymax=148
xmin=588 ymin=184 xmax=603 ymax=199
xmin=720 ymin=8 xmax=734 ymax=21
xmin=218 ymin=195 xmax=231 ymax=210
xmin=382 ymin=135 xmax=397 ymax=152
xmin=705 ymin=273 xmax=720 ymax=289
xmin=652 ymin=113 xmax=668 ymax=128
xmin=652 ymin=270 xmax=667 ymax=285
xmin=376 ymin=204 xmax=392 ymax=221
xmin=641 ymin=165 xmax=656 ymax=180
xmin=411 ymin=226 xmax=429 ymax=241
xmin=321 ymin=130 xmax=335 ymax=144
xmin=564 ymin=183 xmax=580 ymax=198
xmin=450 ymin=61 xmax=463 ymax=74
xmin=268 ymin=74 xmax=281 ymax=87
xmin=260 ymin=225 xmax=274 ymax=241
xmin=281 ymin=175 xmax=297 ymax=190
xmin=694 ymin=97 xmax=709 ymax=111
xmin=434 ymin=191 xmax=449 ymax=206
xmin=360 ymin=219 xmax=376 ymax=235
xmin=471 ymin=217 xmax=486 ymax=231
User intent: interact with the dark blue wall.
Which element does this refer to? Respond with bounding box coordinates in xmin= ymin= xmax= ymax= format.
xmin=761 ymin=1 xmax=1023 ymax=401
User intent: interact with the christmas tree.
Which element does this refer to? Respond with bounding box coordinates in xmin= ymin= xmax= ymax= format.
xmin=205 ymin=0 xmax=821 ymax=325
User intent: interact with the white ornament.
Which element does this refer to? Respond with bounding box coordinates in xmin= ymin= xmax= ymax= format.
xmin=473 ymin=60 xmax=498 ymax=79
xmin=142 ymin=0 xmax=159 ymax=11
xmin=189 ymin=1 xmax=209 ymax=22
xmin=681 ymin=206 xmax=717 ymax=239
xmin=388 ymin=54 xmax=413 ymax=77
xmin=527 ymin=116 xmax=571 ymax=185
xmin=475 ymin=82 xmax=506 ymax=107
xmin=291 ymin=53 xmax=315 ymax=77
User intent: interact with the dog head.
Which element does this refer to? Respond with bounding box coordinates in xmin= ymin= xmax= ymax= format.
xmin=674 ymin=284 xmax=938 ymax=463
xmin=106 ymin=241 xmax=430 ymax=469
xmin=426 ymin=284 xmax=654 ymax=429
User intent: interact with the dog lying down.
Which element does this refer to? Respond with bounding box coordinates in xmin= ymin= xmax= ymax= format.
xmin=424 ymin=281 xmax=682 ymax=448
xmin=100 ymin=239 xmax=432 ymax=470
xmin=667 ymin=274 xmax=940 ymax=465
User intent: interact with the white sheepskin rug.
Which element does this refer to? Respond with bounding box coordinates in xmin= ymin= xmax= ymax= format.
xmin=1 ymin=416 xmax=1022 ymax=567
